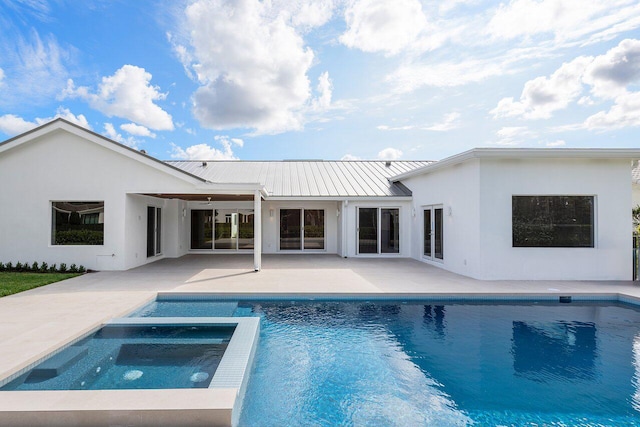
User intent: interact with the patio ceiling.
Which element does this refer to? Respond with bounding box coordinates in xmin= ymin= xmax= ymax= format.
xmin=142 ymin=193 xmax=256 ymax=202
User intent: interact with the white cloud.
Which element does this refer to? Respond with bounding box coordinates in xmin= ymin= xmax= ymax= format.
xmin=340 ymin=0 xmax=428 ymax=55
xmin=311 ymin=72 xmax=333 ymax=111
xmin=377 ymin=1 xmax=640 ymax=96
xmin=229 ymin=137 xmax=244 ymax=147
xmin=0 ymin=31 xmax=69 ymax=106
xmin=178 ymin=0 xmax=315 ymax=134
xmin=170 ymin=135 xmax=243 ymax=160
xmin=53 ymin=107 xmax=91 ymax=129
xmin=103 ymin=122 xmax=139 ymax=148
xmin=377 ymin=124 xmax=414 ymax=131
xmin=387 ymin=58 xmax=506 ymax=93
xmin=583 ymin=91 xmax=640 ymax=129
xmin=0 ymin=114 xmax=37 ymax=135
xmin=424 ymin=112 xmax=461 ymax=131
xmin=0 ymin=67 xmax=4 ymax=87
xmin=62 ymin=65 xmax=174 ymax=131
xmin=0 ymin=107 xmax=91 ymax=136
xmin=280 ymin=0 xmax=336 ymax=29
xmin=121 ymin=123 xmax=156 ymax=138
xmin=377 ymin=147 xmax=403 ymax=160
xmin=341 ymin=154 xmax=361 ymax=160
xmin=491 ymin=56 xmax=592 ymax=119
xmin=578 ymin=96 xmax=595 ymax=106
xmin=493 ymin=126 xmax=534 ymax=146
xmin=583 ymin=38 xmax=640 ymax=99
xmin=492 ymin=38 xmax=640 ymax=130
xmin=486 ymin=0 xmax=640 ymax=44
xmin=546 ymin=139 xmax=566 ymax=147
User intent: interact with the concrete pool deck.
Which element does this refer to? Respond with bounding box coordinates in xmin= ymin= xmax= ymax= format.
xmin=1 ymin=254 xmax=640 ymax=426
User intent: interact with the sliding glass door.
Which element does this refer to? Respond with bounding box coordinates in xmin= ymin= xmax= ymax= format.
xmin=191 ymin=208 xmax=253 ymax=251
xmin=280 ymin=209 xmax=325 ymax=251
xmin=357 ymin=207 xmax=400 ymax=254
xmin=214 ymin=209 xmax=255 ymax=250
xmin=191 ymin=210 xmax=213 ymax=249
xmin=280 ymin=209 xmax=301 ymax=250
xmin=304 ymin=209 xmax=325 ymax=250
xmin=423 ymin=206 xmax=443 ymax=261
xmin=358 ymin=208 xmax=377 ymax=253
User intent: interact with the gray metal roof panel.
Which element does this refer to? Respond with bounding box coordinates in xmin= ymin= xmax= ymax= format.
xmin=165 ymin=160 xmax=433 ymax=197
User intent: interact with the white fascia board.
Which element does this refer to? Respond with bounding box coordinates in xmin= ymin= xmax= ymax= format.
xmin=391 ymin=147 xmax=640 ymax=182
xmin=0 ymin=119 xmax=207 ymax=186
xmin=264 ymin=196 xmax=413 ymax=202
xmin=195 ymin=182 xmax=267 ymax=196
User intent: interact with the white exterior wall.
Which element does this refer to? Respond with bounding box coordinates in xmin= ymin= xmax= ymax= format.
xmin=402 ymin=160 xmax=482 ymax=277
xmin=342 ymin=199 xmax=413 ymax=257
xmin=123 ymin=195 xmax=189 ymax=270
xmin=478 ymin=158 xmax=632 ymax=280
xmin=0 ymin=130 xmax=196 ymax=270
xmin=261 ymin=200 xmax=340 ymax=254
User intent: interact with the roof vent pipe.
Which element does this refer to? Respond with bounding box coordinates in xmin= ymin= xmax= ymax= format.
xmin=385 ymin=161 xmax=391 ymax=167
xmin=202 ymin=161 xmax=207 ymax=167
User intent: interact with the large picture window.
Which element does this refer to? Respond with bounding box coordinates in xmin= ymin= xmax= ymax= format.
xmin=512 ymin=196 xmax=594 ymax=248
xmin=52 ymin=201 xmax=104 ymax=245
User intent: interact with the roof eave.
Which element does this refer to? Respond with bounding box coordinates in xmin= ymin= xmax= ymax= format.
xmin=391 ymin=147 xmax=640 ymax=182
xmin=0 ymin=118 xmax=208 ymax=184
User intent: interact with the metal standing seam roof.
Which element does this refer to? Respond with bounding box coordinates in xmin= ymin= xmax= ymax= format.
xmin=165 ymin=160 xmax=434 ymax=197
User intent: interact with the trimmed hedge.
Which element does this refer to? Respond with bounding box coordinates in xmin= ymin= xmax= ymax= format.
xmin=0 ymin=261 xmax=85 ymax=274
xmin=54 ymin=229 xmax=104 ymax=245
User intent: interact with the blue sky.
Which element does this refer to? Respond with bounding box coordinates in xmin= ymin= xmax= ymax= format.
xmin=0 ymin=0 xmax=639 ymax=161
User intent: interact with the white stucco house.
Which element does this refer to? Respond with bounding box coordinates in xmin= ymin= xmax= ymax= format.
xmin=1 ymin=118 xmax=638 ymax=280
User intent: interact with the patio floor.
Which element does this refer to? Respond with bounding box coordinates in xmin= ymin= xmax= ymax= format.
xmin=1 ymin=253 xmax=640 ymax=425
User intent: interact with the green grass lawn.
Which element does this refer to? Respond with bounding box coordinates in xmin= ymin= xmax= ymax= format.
xmin=0 ymin=272 xmax=81 ymax=297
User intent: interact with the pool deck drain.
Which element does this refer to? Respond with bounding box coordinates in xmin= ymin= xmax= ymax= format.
xmin=1 ymin=254 xmax=640 ymax=426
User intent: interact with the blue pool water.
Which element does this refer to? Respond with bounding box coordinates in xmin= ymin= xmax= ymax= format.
xmin=1 ymin=324 xmax=234 ymax=390
xmin=139 ymin=299 xmax=640 ymax=426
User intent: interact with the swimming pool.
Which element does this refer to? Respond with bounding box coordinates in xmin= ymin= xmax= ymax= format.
xmin=1 ymin=323 xmax=234 ymax=391
xmin=140 ymin=298 xmax=640 ymax=426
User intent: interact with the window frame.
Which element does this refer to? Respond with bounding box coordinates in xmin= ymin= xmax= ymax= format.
xmin=51 ymin=201 xmax=105 ymax=246
xmin=356 ymin=206 xmax=401 ymax=255
xmin=511 ymin=195 xmax=595 ymax=248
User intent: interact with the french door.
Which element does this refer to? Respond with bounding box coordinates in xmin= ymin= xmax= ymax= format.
xmin=423 ymin=206 xmax=443 ymax=261
xmin=279 ymin=209 xmax=325 ymax=251
xmin=147 ymin=206 xmax=161 ymax=257
xmin=357 ymin=207 xmax=400 ymax=254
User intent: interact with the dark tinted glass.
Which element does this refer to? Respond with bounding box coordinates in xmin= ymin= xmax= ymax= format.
xmin=512 ymin=196 xmax=594 ymax=247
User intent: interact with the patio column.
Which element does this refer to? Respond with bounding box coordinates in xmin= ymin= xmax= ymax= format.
xmin=254 ymin=190 xmax=262 ymax=271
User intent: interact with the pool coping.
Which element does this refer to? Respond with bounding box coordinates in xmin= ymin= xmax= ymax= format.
xmin=157 ymin=290 xmax=640 ymax=305
xmin=0 ymin=316 xmax=260 ymax=427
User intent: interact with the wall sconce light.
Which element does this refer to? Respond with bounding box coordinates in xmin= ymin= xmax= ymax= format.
xmin=412 ymin=208 xmax=416 ymax=218
xmin=447 ymin=206 xmax=453 ymax=216
xmin=269 ymin=209 xmax=274 ymax=218
xmin=182 ymin=208 xmax=187 ymax=218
